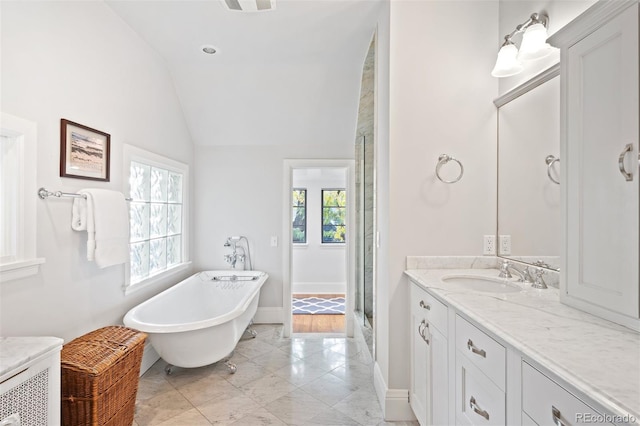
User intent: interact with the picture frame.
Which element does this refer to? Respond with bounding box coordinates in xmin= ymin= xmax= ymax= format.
xmin=60 ymin=119 xmax=110 ymax=181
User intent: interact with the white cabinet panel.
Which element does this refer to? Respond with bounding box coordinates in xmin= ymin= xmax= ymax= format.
xmin=522 ymin=411 xmax=537 ymax=426
xmin=564 ymin=2 xmax=639 ymax=321
xmin=522 ymin=362 xmax=613 ymax=426
xmin=430 ymin=326 xmax=448 ymax=426
xmin=411 ymin=284 xmax=430 ymax=426
xmin=455 ymin=351 xmax=505 ymax=426
xmin=409 ymin=281 xmax=449 ymax=426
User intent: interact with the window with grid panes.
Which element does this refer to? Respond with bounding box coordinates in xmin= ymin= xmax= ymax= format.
xmin=321 ymin=189 xmax=346 ymax=243
xmin=292 ymin=189 xmax=307 ymax=243
xmin=125 ymin=146 xmax=188 ymax=288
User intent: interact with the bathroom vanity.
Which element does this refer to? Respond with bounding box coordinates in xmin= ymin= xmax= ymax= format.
xmin=405 ymin=262 xmax=640 ymax=426
xmin=406 ymin=1 xmax=640 ymax=424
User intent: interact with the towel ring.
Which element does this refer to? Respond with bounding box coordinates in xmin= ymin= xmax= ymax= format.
xmin=436 ymin=154 xmax=464 ymax=184
xmin=545 ymin=155 xmax=560 ymax=185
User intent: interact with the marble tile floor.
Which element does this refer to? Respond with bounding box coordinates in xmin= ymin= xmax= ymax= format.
xmin=133 ymin=324 xmax=418 ymax=426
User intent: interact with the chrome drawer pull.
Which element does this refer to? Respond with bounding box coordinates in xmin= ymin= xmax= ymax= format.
xmin=467 ymin=339 xmax=486 ymax=358
xmin=551 ymin=406 xmax=568 ymax=426
xmin=419 ymin=300 xmax=431 ymax=310
xmin=469 ymin=396 xmax=489 ymax=420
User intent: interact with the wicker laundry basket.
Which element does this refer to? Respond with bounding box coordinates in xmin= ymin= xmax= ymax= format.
xmin=61 ymin=326 xmax=147 ymax=426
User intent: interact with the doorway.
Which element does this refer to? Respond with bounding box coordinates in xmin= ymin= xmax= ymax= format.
xmin=282 ymin=160 xmax=355 ymax=337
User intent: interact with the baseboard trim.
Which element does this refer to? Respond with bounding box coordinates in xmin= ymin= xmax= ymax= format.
xmin=292 ymin=282 xmax=346 ymax=294
xmin=254 ymin=307 xmax=284 ymax=324
xmin=373 ymin=361 xmax=417 ymax=422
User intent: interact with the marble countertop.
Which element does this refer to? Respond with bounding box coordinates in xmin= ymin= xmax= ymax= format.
xmin=0 ymin=336 xmax=63 ymax=379
xmin=405 ymin=267 xmax=640 ymax=424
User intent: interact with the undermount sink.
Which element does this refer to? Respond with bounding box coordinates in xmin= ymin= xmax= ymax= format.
xmin=441 ymin=275 xmax=522 ymax=293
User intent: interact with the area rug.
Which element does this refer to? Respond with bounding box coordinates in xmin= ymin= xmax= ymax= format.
xmin=292 ymin=296 xmax=345 ymax=315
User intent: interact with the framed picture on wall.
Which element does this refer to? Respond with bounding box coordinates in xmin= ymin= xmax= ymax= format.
xmin=60 ymin=119 xmax=110 ymax=181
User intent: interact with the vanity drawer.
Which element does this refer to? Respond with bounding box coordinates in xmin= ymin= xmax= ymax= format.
xmin=410 ymin=281 xmax=448 ymax=333
xmin=455 ymin=315 xmax=506 ymax=390
xmin=456 ymin=351 xmax=506 ymax=426
xmin=522 ymin=362 xmax=613 ymax=426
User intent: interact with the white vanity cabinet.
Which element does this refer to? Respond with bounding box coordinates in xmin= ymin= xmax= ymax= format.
xmin=551 ymin=0 xmax=640 ymax=330
xmin=409 ymin=281 xmax=449 ymax=426
xmin=407 ymin=275 xmax=631 ymax=426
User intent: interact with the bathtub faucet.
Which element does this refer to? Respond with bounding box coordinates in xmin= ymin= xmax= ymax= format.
xmin=224 ymin=236 xmax=253 ymax=270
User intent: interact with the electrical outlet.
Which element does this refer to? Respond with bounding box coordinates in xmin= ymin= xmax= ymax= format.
xmin=483 ymin=235 xmax=496 ymax=255
xmin=499 ymin=235 xmax=511 ymax=255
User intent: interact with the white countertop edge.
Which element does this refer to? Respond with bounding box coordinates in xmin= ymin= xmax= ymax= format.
xmin=0 ymin=336 xmax=64 ymax=379
xmin=405 ymin=268 xmax=640 ymax=425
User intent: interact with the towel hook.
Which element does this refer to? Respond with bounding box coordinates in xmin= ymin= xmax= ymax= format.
xmin=436 ymin=154 xmax=464 ymax=184
xmin=545 ymin=155 xmax=560 ymax=185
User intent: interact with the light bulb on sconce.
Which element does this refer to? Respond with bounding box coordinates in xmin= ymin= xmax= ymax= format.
xmin=491 ymin=38 xmax=524 ymax=78
xmin=518 ymin=22 xmax=553 ymax=61
xmin=492 ymin=12 xmax=554 ymax=78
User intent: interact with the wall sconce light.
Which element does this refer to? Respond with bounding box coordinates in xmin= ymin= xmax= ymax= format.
xmin=491 ymin=12 xmax=553 ymax=78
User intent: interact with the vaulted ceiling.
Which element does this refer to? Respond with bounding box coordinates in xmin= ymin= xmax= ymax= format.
xmin=106 ymin=0 xmax=383 ymax=146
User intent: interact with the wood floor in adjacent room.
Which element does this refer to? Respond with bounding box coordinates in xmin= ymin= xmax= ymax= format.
xmin=292 ymin=294 xmax=345 ymax=333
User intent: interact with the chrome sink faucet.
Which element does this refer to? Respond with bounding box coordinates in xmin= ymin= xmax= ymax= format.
xmin=532 ymin=267 xmax=548 ymax=289
xmin=498 ymin=260 xmax=534 ymax=285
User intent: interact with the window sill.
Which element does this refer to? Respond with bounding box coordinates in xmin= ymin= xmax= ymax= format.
xmin=320 ymin=243 xmax=346 ymax=248
xmin=124 ymin=261 xmax=192 ymax=296
xmin=293 ymin=243 xmax=309 ymax=248
xmin=0 ymin=258 xmax=46 ymax=282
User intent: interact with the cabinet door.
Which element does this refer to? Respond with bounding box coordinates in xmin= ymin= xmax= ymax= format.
xmin=566 ymin=3 xmax=639 ymax=318
xmin=411 ymin=288 xmax=429 ymax=426
xmin=431 ymin=326 xmax=448 ymax=426
xmin=410 ymin=283 xmax=449 ymax=426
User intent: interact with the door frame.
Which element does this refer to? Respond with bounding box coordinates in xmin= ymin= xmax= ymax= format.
xmin=282 ymin=159 xmax=356 ymax=338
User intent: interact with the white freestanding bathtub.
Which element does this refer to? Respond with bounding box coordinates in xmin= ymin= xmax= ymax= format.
xmin=123 ymin=270 xmax=268 ymax=371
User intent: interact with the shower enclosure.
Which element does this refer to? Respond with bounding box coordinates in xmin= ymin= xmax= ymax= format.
xmin=354 ymin=35 xmax=375 ymax=355
xmin=356 ymin=135 xmax=374 ymax=331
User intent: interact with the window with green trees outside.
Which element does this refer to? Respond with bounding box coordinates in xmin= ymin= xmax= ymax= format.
xmin=322 ymin=189 xmax=346 ymax=243
xmin=292 ymin=189 xmax=306 ymax=243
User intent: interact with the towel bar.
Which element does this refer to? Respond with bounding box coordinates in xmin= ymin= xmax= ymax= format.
xmin=38 ymin=188 xmax=86 ymax=199
xmin=38 ymin=187 xmax=132 ymax=201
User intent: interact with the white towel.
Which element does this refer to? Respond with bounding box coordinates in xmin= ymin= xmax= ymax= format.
xmin=72 ymin=189 xmax=129 ymax=268
xmin=71 ymin=196 xmax=87 ymax=231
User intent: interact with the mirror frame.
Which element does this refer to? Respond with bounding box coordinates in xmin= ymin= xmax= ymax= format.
xmin=493 ymin=63 xmax=561 ymax=272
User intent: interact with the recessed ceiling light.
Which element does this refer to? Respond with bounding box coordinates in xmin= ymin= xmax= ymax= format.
xmin=222 ymin=0 xmax=276 ymax=12
xmin=202 ymin=45 xmax=217 ymax=55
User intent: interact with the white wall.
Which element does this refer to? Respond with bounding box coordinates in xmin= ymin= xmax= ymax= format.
xmin=0 ymin=1 xmax=194 ymax=341
xmin=193 ymin=144 xmax=354 ymax=314
xmin=378 ymin=0 xmax=499 ymax=407
xmin=292 ymin=169 xmax=347 ymax=293
xmin=497 ymin=0 xmax=596 ymax=95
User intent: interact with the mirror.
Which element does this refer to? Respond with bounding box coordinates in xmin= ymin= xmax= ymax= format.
xmin=496 ymin=66 xmax=560 ymax=271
